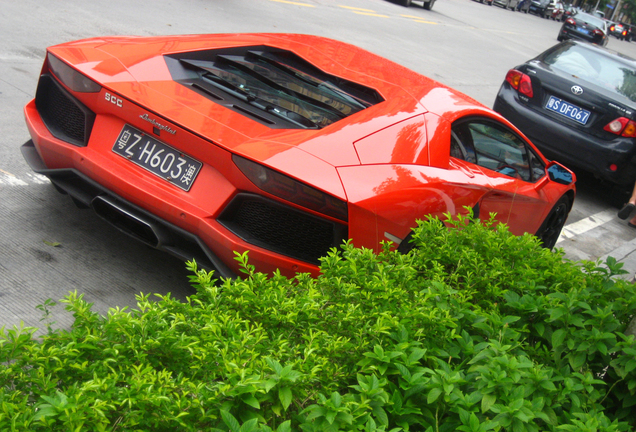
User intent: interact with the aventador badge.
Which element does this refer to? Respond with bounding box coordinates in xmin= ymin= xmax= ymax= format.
xmin=139 ymin=114 xmax=176 ymax=135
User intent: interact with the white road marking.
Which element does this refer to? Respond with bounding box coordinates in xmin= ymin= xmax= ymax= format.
xmin=0 ymin=171 xmax=49 ymax=186
xmin=0 ymin=171 xmax=28 ymax=186
xmin=25 ymin=172 xmax=50 ymax=184
xmin=557 ymin=208 xmax=618 ymax=243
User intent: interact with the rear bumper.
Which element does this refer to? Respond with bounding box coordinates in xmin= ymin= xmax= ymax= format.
xmin=22 ymin=139 xmax=237 ymax=279
xmin=494 ymin=85 xmax=636 ymax=185
xmin=558 ymin=26 xmax=605 ymax=45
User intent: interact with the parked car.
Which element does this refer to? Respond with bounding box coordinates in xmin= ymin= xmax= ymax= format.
xmin=562 ymin=3 xmax=575 ymax=20
xmin=558 ymin=12 xmax=609 ymax=46
xmin=529 ymin=0 xmax=556 ymax=18
xmin=610 ymin=22 xmax=631 ymax=40
xmin=592 ymin=9 xmax=605 ymax=18
xmin=473 ymin=0 xmax=494 ymax=5
xmin=21 ymin=34 xmax=577 ymax=277
xmin=494 ymin=40 xmax=636 ymax=187
xmin=494 ymin=0 xmax=521 ymax=10
xmin=551 ymin=1 xmax=565 ymax=20
xmin=398 ymin=0 xmax=436 ymax=9
xmin=517 ymin=0 xmax=532 ymax=12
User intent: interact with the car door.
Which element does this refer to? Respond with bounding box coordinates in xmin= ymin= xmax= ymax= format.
xmin=450 ymin=117 xmax=552 ymax=236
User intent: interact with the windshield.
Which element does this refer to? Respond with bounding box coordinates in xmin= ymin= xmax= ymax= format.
xmin=542 ymin=44 xmax=636 ymax=102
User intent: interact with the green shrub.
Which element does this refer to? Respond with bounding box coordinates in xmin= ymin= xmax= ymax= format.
xmin=1 ymin=213 xmax=636 ymax=431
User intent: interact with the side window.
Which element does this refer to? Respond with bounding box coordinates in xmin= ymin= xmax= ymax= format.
xmin=451 ymin=119 xmax=545 ymax=183
xmin=527 ymin=148 xmax=547 ymax=182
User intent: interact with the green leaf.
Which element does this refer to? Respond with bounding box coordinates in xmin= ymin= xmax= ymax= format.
xmin=373 ymin=406 xmax=389 ymax=426
xmin=408 ymin=348 xmax=427 ymax=364
xmin=551 ymin=329 xmax=567 ymax=348
xmin=481 ymin=394 xmax=496 ymax=413
xmin=535 ymin=322 xmax=545 ymax=337
xmin=569 ymin=352 xmax=586 ymax=370
xmin=221 ymin=410 xmax=241 ymax=432
xmin=242 ymin=394 xmax=260 ymax=409
xmin=239 ymin=418 xmax=259 ymax=432
xmin=469 ymin=412 xmax=480 ymax=432
xmin=325 ymin=409 xmax=337 ymax=425
xmin=276 ymin=421 xmax=292 ymax=432
xmin=331 ymin=391 xmax=342 ymax=408
xmin=279 ymin=387 xmax=293 ymax=410
xmin=427 ymin=387 xmax=443 ymax=404
xmin=32 ymin=406 xmax=57 ymax=421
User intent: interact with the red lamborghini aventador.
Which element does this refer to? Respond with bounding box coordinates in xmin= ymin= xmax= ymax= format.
xmin=22 ymin=34 xmax=576 ymax=278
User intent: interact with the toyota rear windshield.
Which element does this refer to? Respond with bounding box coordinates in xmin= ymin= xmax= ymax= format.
xmin=542 ymin=43 xmax=636 ymax=102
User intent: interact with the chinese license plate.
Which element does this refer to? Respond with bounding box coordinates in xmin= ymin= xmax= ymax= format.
xmin=545 ymin=95 xmax=591 ymax=125
xmin=112 ymin=125 xmax=202 ymax=191
xmin=576 ymin=26 xmax=590 ymax=35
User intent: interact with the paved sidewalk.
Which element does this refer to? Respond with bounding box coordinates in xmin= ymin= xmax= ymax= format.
xmin=557 ymin=207 xmax=636 ymax=281
xmin=600 ymin=238 xmax=636 ymax=281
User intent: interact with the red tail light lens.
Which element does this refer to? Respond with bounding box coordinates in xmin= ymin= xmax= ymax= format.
xmin=565 ymin=18 xmax=576 ymax=25
xmin=47 ymin=53 xmax=101 ymax=93
xmin=593 ymin=29 xmax=604 ymax=36
xmin=610 ymin=25 xmax=615 ymax=32
xmin=505 ymin=69 xmax=533 ymax=98
xmin=623 ymin=30 xmax=628 ymax=36
xmin=233 ymin=155 xmax=348 ymax=221
xmin=604 ymin=118 xmax=636 ymax=137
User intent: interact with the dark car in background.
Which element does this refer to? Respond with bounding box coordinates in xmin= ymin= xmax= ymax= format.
xmin=399 ymin=0 xmax=436 ymax=9
xmin=562 ymin=3 xmax=575 ymax=20
xmin=494 ymin=0 xmax=521 ymax=10
xmin=529 ymin=0 xmax=555 ymax=18
xmin=517 ymin=0 xmax=531 ymax=12
xmin=610 ymin=22 xmax=632 ymax=40
xmin=551 ymin=1 xmax=565 ymax=20
xmin=558 ymin=12 xmax=609 ymax=46
xmin=494 ymin=41 xmax=636 ymax=186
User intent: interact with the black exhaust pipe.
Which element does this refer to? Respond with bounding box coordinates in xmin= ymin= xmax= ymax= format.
xmin=91 ymin=195 xmax=168 ymax=248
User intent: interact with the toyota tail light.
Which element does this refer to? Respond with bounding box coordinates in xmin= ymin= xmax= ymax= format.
xmin=604 ymin=118 xmax=636 ymax=137
xmin=505 ymin=69 xmax=533 ymax=98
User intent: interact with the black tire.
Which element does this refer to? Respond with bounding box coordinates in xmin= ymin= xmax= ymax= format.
xmin=424 ymin=0 xmax=435 ymax=10
xmin=535 ymin=195 xmax=571 ymax=249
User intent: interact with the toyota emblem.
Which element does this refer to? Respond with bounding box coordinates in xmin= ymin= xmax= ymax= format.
xmin=571 ymin=85 xmax=584 ymax=95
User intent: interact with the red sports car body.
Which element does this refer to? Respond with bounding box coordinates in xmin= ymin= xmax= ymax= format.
xmin=23 ymin=34 xmax=576 ymax=278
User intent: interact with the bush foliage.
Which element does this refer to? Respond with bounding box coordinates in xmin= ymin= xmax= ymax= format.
xmin=2 ymin=213 xmax=636 ymax=431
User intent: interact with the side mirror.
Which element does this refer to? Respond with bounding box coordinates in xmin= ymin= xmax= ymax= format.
xmin=547 ymin=161 xmax=574 ymax=185
xmin=535 ymin=161 xmax=574 ymax=191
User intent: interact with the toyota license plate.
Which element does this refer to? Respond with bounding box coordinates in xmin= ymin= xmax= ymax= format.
xmin=545 ymin=95 xmax=591 ymax=125
xmin=112 ymin=125 xmax=202 ymax=191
